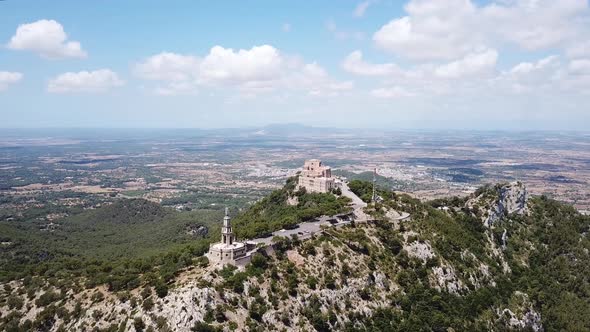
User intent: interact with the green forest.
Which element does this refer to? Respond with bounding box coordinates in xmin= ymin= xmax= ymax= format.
xmin=0 ymin=199 xmax=219 ymax=290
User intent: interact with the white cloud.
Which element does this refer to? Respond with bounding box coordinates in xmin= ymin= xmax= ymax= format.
xmin=434 ymin=48 xmax=498 ymax=79
xmin=508 ymin=56 xmax=558 ymax=76
xmin=353 ymin=1 xmax=371 ymax=17
xmin=0 ymin=72 xmax=23 ymax=91
xmin=7 ymin=19 xmax=87 ymax=59
xmin=134 ymin=52 xmax=200 ymax=82
xmin=199 ymin=45 xmax=283 ymax=85
xmin=135 ymin=45 xmax=351 ymax=97
xmin=483 ymin=0 xmax=589 ymax=51
xmin=134 ymin=52 xmax=200 ymax=95
xmin=373 ymin=0 xmax=480 ymax=60
xmin=291 ymin=63 xmax=354 ymax=96
xmin=494 ymin=56 xmax=561 ymax=93
xmin=47 ymin=69 xmax=124 ymax=93
xmin=566 ymin=41 xmax=590 ymax=59
xmin=342 ymin=50 xmax=401 ymax=76
xmin=373 ymin=0 xmax=590 ymax=60
xmin=569 ymin=59 xmax=590 ymax=75
xmin=371 ymin=86 xmax=415 ymax=98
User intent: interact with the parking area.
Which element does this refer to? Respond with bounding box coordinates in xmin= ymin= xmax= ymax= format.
xmin=250 ymin=215 xmax=351 ymax=246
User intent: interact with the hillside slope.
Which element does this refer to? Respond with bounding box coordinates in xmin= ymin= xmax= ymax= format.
xmin=0 ymin=199 xmax=219 ymax=284
xmin=1 ymin=182 xmax=589 ymax=331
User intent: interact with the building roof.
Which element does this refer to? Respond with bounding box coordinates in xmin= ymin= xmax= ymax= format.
xmin=210 ymin=242 xmax=246 ymax=250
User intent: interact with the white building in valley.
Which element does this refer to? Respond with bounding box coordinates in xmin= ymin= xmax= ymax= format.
xmin=298 ymin=159 xmax=335 ymax=193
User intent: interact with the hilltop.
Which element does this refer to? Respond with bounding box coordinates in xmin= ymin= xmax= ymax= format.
xmin=1 ymin=181 xmax=589 ymax=331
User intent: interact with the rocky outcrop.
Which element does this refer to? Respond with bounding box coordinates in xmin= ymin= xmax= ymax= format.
xmin=404 ymin=240 xmax=435 ymax=262
xmin=497 ymin=292 xmax=543 ymax=332
xmin=482 ymin=181 xmax=529 ymax=227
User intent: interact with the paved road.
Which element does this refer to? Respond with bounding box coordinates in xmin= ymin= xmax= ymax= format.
xmin=250 ymin=217 xmax=350 ymax=246
xmin=339 ymin=181 xmax=373 ymax=222
xmin=340 ymin=181 xmax=367 ymax=209
xmin=394 ymin=212 xmax=411 ymax=220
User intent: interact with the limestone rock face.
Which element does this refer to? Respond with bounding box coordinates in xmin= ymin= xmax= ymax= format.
xmin=498 ymin=292 xmax=544 ymax=332
xmin=484 ymin=181 xmax=529 ymax=227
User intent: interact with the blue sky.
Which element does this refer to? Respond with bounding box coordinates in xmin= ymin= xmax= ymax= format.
xmin=1 ymin=0 xmax=589 ymax=129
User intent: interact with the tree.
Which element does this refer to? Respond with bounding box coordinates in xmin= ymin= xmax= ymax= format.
xmin=134 ymin=317 xmax=146 ymax=332
xmin=191 ymin=321 xmax=219 ymax=332
xmin=155 ymin=281 xmax=168 ymax=298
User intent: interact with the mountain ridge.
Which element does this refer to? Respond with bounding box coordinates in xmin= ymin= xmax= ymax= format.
xmin=1 ymin=181 xmax=589 ymax=331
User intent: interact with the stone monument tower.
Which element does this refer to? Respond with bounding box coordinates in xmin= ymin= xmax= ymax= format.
xmin=206 ymin=207 xmax=254 ymax=266
xmin=221 ymin=207 xmax=234 ymax=245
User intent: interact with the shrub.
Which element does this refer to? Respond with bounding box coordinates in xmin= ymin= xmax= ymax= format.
xmin=133 ymin=316 xmax=146 ymax=331
xmin=91 ymin=291 xmax=105 ymax=303
xmin=191 ymin=321 xmax=219 ymax=332
xmin=7 ymin=295 xmax=24 ymax=310
xmin=141 ymin=287 xmax=152 ymax=300
xmin=35 ymin=290 xmax=61 ymax=307
xmin=142 ymin=297 xmax=154 ymax=311
xmin=155 ymin=281 xmax=168 ymax=298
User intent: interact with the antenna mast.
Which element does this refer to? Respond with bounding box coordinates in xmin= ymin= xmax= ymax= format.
xmin=372 ymin=168 xmax=377 ymax=203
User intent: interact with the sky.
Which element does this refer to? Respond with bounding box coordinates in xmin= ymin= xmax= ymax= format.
xmin=1 ymin=0 xmax=589 ymax=130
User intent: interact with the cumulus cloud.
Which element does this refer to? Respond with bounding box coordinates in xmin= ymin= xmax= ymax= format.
xmin=199 ymin=45 xmax=283 ymax=85
xmin=373 ymin=0 xmax=480 ymax=60
xmin=134 ymin=52 xmax=200 ymax=82
xmin=362 ymin=0 xmax=590 ymax=99
xmin=483 ymin=0 xmax=589 ymax=51
xmin=289 ymin=63 xmax=353 ymax=96
xmin=135 ymin=45 xmax=350 ymax=96
xmin=494 ymin=56 xmax=562 ymax=93
xmin=7 ymin=19 xmax=87 ymax=59
xmin=134 ymin=52 xmax=200 ymax=95
xmin=342 ymin=50 xmax=401 ymax=76
xmin=47 ymin=69 xmax=124 ymax=93
xmin=434 ymin=49 xmax=498 ymax=79
xmin=373 ymin=0 xmax=590 ymax=60
xmin=0 ymin=72 xmax=23 ymax=91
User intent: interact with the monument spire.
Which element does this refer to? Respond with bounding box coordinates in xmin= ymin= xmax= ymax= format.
xmin=207 ymin=205 xmax=251 ymax=266
xmin=221 ymin=207 xmax=234 ymax=245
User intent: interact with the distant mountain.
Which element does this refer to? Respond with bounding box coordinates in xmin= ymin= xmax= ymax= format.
xmin=252 ymin=123 xmax=347 ymax=136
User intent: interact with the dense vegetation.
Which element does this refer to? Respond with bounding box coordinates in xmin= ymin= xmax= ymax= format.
xmin=507 ymin=196 xmax=590 ymax=331
xmin=232 ymin=176 xmax=352 ymax=239
xmin=347 ymin=179 xmax=395 ymax=203
xmin=353 ymin=181 xmax=590 ymax=331
xmin=0 ymin=199 xmax=218 ymax=288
